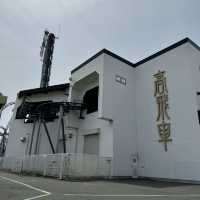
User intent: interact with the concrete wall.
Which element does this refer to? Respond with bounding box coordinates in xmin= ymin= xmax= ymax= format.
xmin=70 ymin=54 xmax=104 ymax=116
xmin=70 ymin=54 xmax=113 ymax=157
xmin=102 ymin=54 xmax=136 ymax=176
xmin=78 ymin=112 xmax=113 ymax=157
xmin=135 ymin=42 xmax=200 ymax=181
xmin=6 ymin=41 xmax=200 ymax=181
xmin=6 ymin=90 xmax=67 ymax=156
xmin=0 ymin=153 xmax=112 ymax=178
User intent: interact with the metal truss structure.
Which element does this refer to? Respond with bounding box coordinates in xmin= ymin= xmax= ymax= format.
xmin=16 ymin=100 xmax=86 ymax=155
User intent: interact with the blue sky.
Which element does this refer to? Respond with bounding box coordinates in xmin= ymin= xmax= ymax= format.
xmin=0 ymin=0 xmax=200 ymax=126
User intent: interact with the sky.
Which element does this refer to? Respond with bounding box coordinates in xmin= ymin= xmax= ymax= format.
xmin=0 ymin=0 xmax=200 ymax=127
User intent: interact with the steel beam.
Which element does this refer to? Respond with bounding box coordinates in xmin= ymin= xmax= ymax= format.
xmin=29 ymin=120 xmax=37 ymax=155
xmin=34 ymin=118 xmax=42 ymax=154
xmin=55 ymin=105 xmax=64 ymax=153
xmin=61 ymin=118 xmax=66 ymax=153
xmin=43 ymin=121 xmax=55 ymax=154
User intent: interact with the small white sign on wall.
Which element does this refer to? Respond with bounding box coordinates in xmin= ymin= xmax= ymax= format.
xmin=115 ymin=75 xmax=126 ymax=85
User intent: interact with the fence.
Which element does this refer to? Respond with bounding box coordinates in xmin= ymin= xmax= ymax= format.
xmin=0 ymin=153 xmax=112 ymax=179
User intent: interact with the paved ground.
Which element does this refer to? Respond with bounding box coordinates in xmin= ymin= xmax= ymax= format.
xmin=1 ymin=171 xmax=200 ymax=200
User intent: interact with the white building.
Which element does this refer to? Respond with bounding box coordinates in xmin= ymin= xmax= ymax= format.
xmin=5 ymin=38 xmax=200 ymax=181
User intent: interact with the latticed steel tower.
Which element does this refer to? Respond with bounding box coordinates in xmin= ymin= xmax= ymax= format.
xmin=40 ymin=30 xmax=56 ymax=88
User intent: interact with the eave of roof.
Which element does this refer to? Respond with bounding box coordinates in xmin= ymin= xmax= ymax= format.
xmin=134 ymin=38 xmax=200 ymax=67
xmin=71 ymin=37 xmax=200 ymax=74
xmin=18 ymin=83 xmax=69 ymax=98
xmin=71 ymin=49 xmax=135 ymax=74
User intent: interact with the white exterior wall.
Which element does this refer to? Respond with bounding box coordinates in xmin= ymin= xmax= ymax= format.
xmin=6 ymin=40 xmax=200 ymax=181
xmin=6 ymin=97 xmax=32 ymax=156
xmin=135 ymin=43 xmax=200 ymax=181
xmin=70 ymin=54 xmax=113 ymax=157
xmin=6 ymin=91 xmax=67 ymax=156
xmin=74 ymin=112 xmax=113 ymax=157
xmin=102 ymin=54 xmax=136 ymax=176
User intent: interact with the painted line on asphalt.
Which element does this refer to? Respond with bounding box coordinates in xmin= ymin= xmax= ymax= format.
xmin=0 ymin=175 xmax=51 ymax=200
xmin=64 ymin=193 xmax=200 ymax=197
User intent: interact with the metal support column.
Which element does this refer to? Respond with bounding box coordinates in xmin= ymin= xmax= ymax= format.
xmin=61 ymin=118 xmax=66 ymax=153
xmin=34 ymin=118 xmax=42 ymax=154
xmin=55 ymin=105 xmax=64 ymax=153
xmin=43 ymin=121 xmax=55 ymax=154
xmin=29 ymin=119 xmax=37 ymax=155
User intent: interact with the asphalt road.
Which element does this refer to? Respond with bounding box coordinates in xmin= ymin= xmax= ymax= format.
xmin=1 ymin=171 xmax=200 ymax=200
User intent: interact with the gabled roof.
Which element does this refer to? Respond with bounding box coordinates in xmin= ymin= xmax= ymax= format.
xmin=71 ymin=37 xmax=200 ymax=74
xmin=71 ymin=49 xmax=135 ymax=73
xmin=18 ymin=83 xmax=69 ymax=98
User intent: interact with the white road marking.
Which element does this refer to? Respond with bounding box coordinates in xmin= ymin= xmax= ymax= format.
xmin=0 ymin=175 xmax=51 ymax=200
xmin=64 ymin=193 xmax=200 ymax=197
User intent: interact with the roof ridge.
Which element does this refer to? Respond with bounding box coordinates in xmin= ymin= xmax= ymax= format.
xmin=134 ymin=38 xmax=190 ymax=67
xmin=71 ymin=37 xmax=200 ymax=73
xmin=71 ymin=48 xmax=134 ymax=74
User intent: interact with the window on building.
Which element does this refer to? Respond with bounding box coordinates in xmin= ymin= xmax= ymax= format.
xmin=83 ymin=86 xmax=99 ymax=114
xmin=115 ymin=75 xmax=126 ymax=85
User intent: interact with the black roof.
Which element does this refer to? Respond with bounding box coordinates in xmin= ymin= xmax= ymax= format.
xmin=134 ymin=38 xmax=200 ymax=67
xmin=18 ymin=83 xmax=69 ymax=98
xmin=71 ymin=37 xmax=200 ymax=74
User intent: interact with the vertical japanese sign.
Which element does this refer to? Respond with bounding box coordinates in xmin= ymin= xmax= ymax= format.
xmin=153 ymin=70 xmax=172 ymax=151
